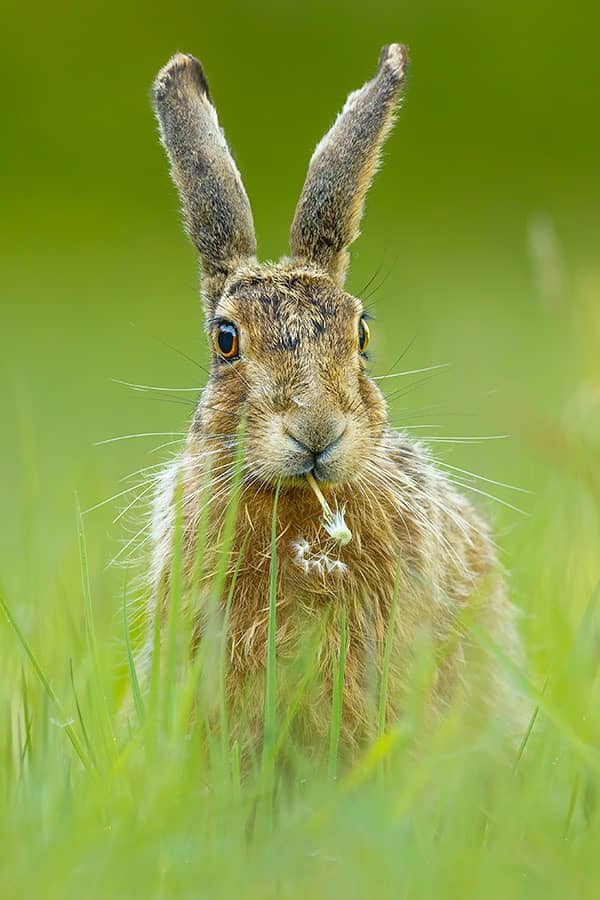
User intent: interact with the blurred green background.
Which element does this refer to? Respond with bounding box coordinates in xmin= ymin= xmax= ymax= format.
xmin=1 ymin=0 xmax=599 ymax=635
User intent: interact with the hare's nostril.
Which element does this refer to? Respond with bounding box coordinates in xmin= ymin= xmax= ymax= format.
xmin=287 ymin=432 xmax=314 ymax=456
xmin=286 ymin=423 xmax=347 ymax=459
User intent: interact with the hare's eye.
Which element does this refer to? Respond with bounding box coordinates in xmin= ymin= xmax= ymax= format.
xmin=358 ymin=317 xmax=370 ymax=353
xmin=215 ymin=321 xmax=239 ymax=360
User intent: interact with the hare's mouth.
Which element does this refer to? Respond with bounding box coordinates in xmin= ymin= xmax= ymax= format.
xmin=281 ymin=457 xmax=345 ymax=486
xmin=263 ymin=456 xmax=348 ymax=489
xmin=249 ymin=419 xmax=354 ymax=487
xmin=282 ymin=427 xmax=348 ymax=484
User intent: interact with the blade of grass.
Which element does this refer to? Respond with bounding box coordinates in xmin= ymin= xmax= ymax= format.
xmin=190 ymin=463 xmax=213 ymax=594
xmin=272 ymin=612 xmax=332 ymax=760
xmin=513 ymin=676 xmax=547 ymax=774
xmin=378 ymin=558 xmax=402 ymax=737
xmin=262 ymin=481 xmax=281 ymax=769
xmin=0 ymin=582 xmax=90 ymax=769
xmin=77 ymin=499 xmax=114 ymax=762
xmin=174 ymin=427 xmax=246 ymax=766
xmin=148 ymin=578 xmax=163 ymax=729
xmin=219 ymin=532 xmax=251 ymax=760
xmin=19 ymin=666 xmax=32 ymax=770
xmin=563 ymin=772 xmax=581 ymax=840
xmin=208 ymin=424 xmax=246 ymax=604
xmin=4 ymin=702 xmax=14 ymax=783
xmin=69 ymin=659 xmax=97 ymax=768
xmin=471 ymin=622 xmax=600 ymax=775
xmin=161 ymin=475 xmax=185 ymax=733
xmin=123 ymin=585 xmax=146 ymax=726
xmin=567 ymin=579 xmax=600 ymax=680
xmin=328 ymin=604 xmax=348 ymax=780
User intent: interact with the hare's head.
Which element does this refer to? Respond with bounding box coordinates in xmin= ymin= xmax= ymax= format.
xmin=152 ymin=46 xmax=408 ymax=486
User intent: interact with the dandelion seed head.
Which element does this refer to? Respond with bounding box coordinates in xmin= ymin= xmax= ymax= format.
xmin=323 ymin=507 xmax=352 ymax=546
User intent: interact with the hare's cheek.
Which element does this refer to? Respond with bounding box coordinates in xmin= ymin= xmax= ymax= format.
xmin=358 ymin=382 xmax=387 ymax=427
xmin=246 ymin=412 xmax=286 ymax=460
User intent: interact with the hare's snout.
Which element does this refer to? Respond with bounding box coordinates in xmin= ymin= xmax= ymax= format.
xmin=254 ymin=407 xmax=354 ymax=483
xmin=285 ymin=415 xmax=347 ymax=480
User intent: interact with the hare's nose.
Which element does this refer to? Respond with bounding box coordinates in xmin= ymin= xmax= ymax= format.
xmin=286 ymin=418 xmax=346 ymax=459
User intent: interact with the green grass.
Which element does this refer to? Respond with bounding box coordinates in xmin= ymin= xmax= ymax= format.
xmin=2 ymin=391 xmax=600 ymax=900
xmin=2 ymin=549 xmax=600 ymax=900
xmin=1 ymin=255 xmax=599 ymax=898
xmin=2 ymin=223 xmax=599 ymax=898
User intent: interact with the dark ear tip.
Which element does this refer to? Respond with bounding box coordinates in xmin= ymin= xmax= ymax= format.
xmin=153 ymin=51 xmax=213 ymax=105
xmin=377 ymin=43 xmax=409 ymax=81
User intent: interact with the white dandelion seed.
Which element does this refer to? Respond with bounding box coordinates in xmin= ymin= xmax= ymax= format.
xmin=305 ymin=471 xmax=352 ymax=546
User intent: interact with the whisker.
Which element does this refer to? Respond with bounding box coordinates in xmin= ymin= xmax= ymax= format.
xmin=112 ymin=379 xmax=202 ymax=393
xmin=148 ymin=438 xmax=187 ymax=454
xmin=108 ymin=519 xmax=153 ymax=568
xmin=445 ymin=476 xmax=528 ymax=517
xmin=357 ymin=263 xmax=385 ymax=298
xmin=383 ymin=370 xmax=450 ymax=405
xmin=95 ymin=431 xmax=186 ymax=446
xmin=435 ymin=460 xmax=531 ymax=495
xmin=119 ymin=461 xmax=176 ymax=483
xmin=83 ymin=482 xmax=150 ymax=515
xmin=390 ymin=433 xmax=510 ymax=444
xmin=194 ymin=403 xmax=242 ymax=419
xmin=361 ymin=260 xmax=395 ymax=302
xmin=122 ymin=392 xmax=198 ymax=410
xmin=378 ymin=335 xmax=418 ymax=379
xmin=113 ymin=481 xmax=157 ymax=525
xmin=373 ymin=363 xmax=450 ymax=382
xmin=153 ymin=335 xmax=210 ymax=376
xmin=393 ymin=424 xmax=443 ymax=431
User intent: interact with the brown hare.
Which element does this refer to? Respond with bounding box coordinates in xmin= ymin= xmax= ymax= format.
xmin=145 ymin=45 xmax=525 ymax=753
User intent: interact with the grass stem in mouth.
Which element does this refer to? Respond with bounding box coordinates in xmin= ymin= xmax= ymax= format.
xmin=305 ymin=471 xmax=333 ymax=519
xmin=305 ymin=472 xmax=352 ymax=546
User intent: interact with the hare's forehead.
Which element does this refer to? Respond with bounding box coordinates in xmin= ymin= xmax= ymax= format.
xmin=215 ymin=275 xmax=362 ymax=337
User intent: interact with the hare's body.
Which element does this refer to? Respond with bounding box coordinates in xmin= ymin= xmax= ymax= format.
xmin=152 ymin=430 xmax=520 ymax=749
xmin=144 ymin=47 xmax=525 ymax=749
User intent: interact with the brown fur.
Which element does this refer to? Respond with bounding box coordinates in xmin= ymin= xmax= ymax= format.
xmin=145 ymin=48 xmax=525 ymax=753
xmin=291 ymin=44 xmax=408 ymax=285
xmin=153 ymin=53 xmax=256 ymax=307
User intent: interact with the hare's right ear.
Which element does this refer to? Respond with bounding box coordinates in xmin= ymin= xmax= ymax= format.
xmin=290 ymin=44 xmax=408 ymax=286
xmin=152 ymin=54 xmax=256 ymax=310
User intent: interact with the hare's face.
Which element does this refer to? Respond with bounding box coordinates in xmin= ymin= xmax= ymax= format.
xmin=153 ymin=46 xmax=408 ymax=486
xmin=198 ymin=265 xmax=387 ymax=486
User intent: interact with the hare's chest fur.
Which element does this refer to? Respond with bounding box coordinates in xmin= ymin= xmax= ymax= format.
xmin=147 ymin=441 xmax=524 ymax=743
xmin=153 ymin=442 xmax=470 ymax=666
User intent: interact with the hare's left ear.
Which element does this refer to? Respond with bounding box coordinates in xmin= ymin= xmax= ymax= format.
xmin=152 ymin=53 xmax=256 ymax=310
xmin=290 ymin=44 xmax=408 ymax=286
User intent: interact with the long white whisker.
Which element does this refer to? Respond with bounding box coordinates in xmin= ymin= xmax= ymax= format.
xmin=113 ymin=481 xmax=157 ymax=525
xmin=149 ymin=438 xmax=187 ymax=454
xmin=108 ymin=520 xmax=153 ymax=568
xmin=373 ymin=363 xmax=450 ymax=381
xmin=445 ymin=477 xmax=528 ymax=516
xmin=435 ymin=460 xmax=531 ymax=495
xmin=392 ymin=433 xmax=510 ymax=444
xmin=112 ymin=379 xmax=202 ymax=393
xmin=95 ymin=431 xmax=186 ymax=446
xmin=83 ymin=483 xmax=147 ymax=515
xmin=396 ymin=424 xmax=443 ymax=431
xmin=119 ymin=461 xmax=176 ymax=483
